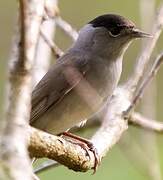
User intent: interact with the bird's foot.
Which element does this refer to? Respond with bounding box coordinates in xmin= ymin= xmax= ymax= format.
xmin=59 ymin=132 xmax=100 ymax=173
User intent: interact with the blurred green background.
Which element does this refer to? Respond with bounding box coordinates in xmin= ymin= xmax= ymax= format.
xmin=0 ymin=0 xmax=163 ymax=180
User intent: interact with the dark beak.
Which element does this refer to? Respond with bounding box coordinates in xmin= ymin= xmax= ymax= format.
xmin=131 ymin=28 xmax=153 ymax=38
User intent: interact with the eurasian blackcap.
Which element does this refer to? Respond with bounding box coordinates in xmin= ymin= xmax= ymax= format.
xmin=30 ymin=14 xmax=151 ymax=156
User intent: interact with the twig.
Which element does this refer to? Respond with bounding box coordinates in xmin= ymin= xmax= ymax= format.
xmin=40 ymin=29 xmax=64 ymax=59
xmin=34 ymin=160 xmax=60 ymax=174
xmin=126 ymin=53 xmax=163 ymax=114
xmin=126 ymin=5 xmax=163 ymax=91
xmin=139 ymin=1 xmax=162 ymax=179
xmin=55 ymin=16 xmax=78 ymax=41
xmin=129 ymin=112 xmax=163 ymax=133
xmin=45 ymin=6 xmax=78 ymax=42
xmin=32 ymin=173 xmax=40 ymax=180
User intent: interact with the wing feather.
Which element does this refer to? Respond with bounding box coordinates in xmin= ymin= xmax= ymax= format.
xmin=30 ymin=52 xmax=89 ymax=124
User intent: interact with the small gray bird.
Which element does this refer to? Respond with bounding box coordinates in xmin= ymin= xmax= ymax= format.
xmin=30 ymin=14 xmax=150 ymax=142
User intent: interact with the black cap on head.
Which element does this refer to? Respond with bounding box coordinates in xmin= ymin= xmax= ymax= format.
xmin=89 ymin=14 xmax=135 ymax=36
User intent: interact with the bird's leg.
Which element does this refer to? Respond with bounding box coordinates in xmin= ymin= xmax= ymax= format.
xmin=58 ymin=131 xmax=100 ymax=173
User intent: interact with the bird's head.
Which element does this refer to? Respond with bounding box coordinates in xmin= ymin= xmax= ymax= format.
xmin=75 ymin=14 xmax=152 ymax=58
xmin=89 ymin=14 xmax=151 ymax=38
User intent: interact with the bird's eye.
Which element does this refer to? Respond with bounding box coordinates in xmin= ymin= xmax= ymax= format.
xmin=109 ymin=28 xmax=121 ymax=37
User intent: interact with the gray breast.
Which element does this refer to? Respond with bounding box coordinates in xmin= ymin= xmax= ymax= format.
xmin=85 ymin=55 xmax=122 ymax=100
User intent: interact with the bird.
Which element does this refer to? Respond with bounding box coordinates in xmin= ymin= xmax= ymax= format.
xmin=30 ymin=14 xmax=151 ymax=169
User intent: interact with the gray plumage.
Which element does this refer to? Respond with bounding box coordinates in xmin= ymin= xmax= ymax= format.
xmin=30 ymin=14 xmax=151 ymax=134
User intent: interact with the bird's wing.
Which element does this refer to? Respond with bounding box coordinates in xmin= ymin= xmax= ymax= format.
xmin=30 ymin=52 xmax=89 ymax=124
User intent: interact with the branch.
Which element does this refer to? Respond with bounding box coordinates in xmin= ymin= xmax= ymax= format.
xmin=0 ymin=1 xmax=44 ymax=180
xmin=137 ymin=2 xmax=162 ymax=179
xmin=55 ymin=16 xmax=78 ymax=41
xmin=129 ymin=113 xmax=163 ymax=133
xmin=29 ymin=127 xmax=95 ymax=172
xmin=40 ymin=30 xmax=64 ymax=59
xmin=126 ymin=53 xmax=163 ymax=114
xmin=45 ymin=6 xmax=78 ymax=42
xmin=34 ymin=160 xmax=60 ymax=174
xmin=126 ymin=4 xmax=163 ymax=90
xmin=32 ymin=0 xmax=60 ymax=87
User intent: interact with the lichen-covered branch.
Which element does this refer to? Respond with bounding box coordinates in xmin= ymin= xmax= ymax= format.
xmin=29 ymin=127 xmax=95 ymax=172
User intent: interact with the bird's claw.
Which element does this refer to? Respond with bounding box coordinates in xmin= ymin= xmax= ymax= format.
xmin=60 ymin=132 xmax=100 ymax=173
